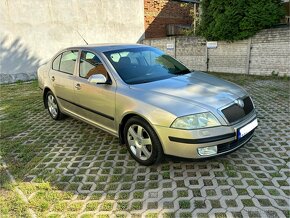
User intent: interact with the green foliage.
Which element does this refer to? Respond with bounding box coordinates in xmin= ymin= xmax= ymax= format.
xmin=197 ymin=0 xmax=285 ymax=41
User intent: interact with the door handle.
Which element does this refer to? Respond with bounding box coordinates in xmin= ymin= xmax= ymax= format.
xmin=51 ymin=76 xmax=55 ymax=81
xmin=75 ymin=83 xmax=81 ymax=90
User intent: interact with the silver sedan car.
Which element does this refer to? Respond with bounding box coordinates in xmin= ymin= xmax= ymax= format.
xmin=38 ymin=44 xmax=258 ymax=165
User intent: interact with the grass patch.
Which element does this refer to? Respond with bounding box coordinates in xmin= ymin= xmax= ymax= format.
xmin=85 ymin=202 xmax=99 ymax=211
xmin=194 ymin=200 xmax=206 ymax=208
xmin=0 ymin=188 xmax=30 ymax=217
xmin=180 ymin=212 xmax=193 ymax=218
xmin=163 ymin=212 xmax=175 ymax=218
xmin=162 ymin=172 xmax=170 ymax=179
xmin=117 ymin=201 xmax=128 ymax=210
xmin=242 ymin=199 xmax=255 ymax=207
xmin=131 ymin=201 xmax=143 ymax=210
xmin=0 ymin=81 xmax=41 ymax=138
xmin=146 ymin=213 xmax=158 ymax=218
xmin=192 ymin=189 xmax=202 ymax=197
xmin=177 ymin=190 xmax=188 ymax=197
xmin=133 ymin=191 xmax=144 ymax=199
xmin=236 ymin=188 xmax=248 ymax=195
xmin=135 ymin=182 xmax=145 ymax=189
xmin=118 ymin=192 xmax=130 ymax=200
xmin=206 ymin=189 xmax=216 ymax=196
xmin=148 ymin=181 xmax=158 ymax=189
xmin=252 ymin=189 xmax=264 ymax=195
xmin=215 ymin=213 xmax=227 ymax=218
xmin=29 ymin=188 xmax=75 ymax=212
xmin=100 ymin=201 xmax=113 ymax=211
xmin=53 ymin=201 xmax=68 ymax=212
xmin=210 ymin=200 xmax=221 ymax=208
xmin=163 ymin=191 xmax=173 ymax=198
xmin=179 ymin=200 xmax=191 ymax=209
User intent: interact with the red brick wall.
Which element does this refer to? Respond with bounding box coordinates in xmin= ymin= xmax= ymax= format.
xmin=144 ymin=0 xmax=193 ymax=38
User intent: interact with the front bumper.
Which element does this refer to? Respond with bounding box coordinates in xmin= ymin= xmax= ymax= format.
xmin=154 ymin=112 xmax=257 ymax=159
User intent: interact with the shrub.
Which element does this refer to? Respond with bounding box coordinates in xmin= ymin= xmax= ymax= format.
xmin=197 ymin=0 xmax=285 ymax=41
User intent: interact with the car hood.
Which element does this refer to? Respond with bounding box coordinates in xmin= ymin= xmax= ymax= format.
xmin=130 ymin=71 xmax=247 ymax=111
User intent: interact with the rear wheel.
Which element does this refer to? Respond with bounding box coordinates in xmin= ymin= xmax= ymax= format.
xmin=45 ymin=91 xmax=64 ymax=120
xmin=124 ymin=117 xmax=163 ymax=165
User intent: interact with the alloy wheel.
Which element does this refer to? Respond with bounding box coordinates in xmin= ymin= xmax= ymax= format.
xmin=127 ymin=124 xmax=153 ymax=161
xmin=47 ymin=94 xmax=58 ymax=118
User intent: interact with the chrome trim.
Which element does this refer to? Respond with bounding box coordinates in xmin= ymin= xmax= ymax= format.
xmin=217 ymin=95 xmax=255 ymax=125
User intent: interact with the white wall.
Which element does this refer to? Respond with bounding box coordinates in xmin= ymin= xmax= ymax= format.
xmin=0 ymin=0 xmax=145 ymax=83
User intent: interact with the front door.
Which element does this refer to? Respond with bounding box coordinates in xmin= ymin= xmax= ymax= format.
xmin=74 ymin=50 xmax=116 ymax=132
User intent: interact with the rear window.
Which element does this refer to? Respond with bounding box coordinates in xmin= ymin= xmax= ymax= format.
xmin=52 ymin=54 xmax=61 ymax=70
xmin=59 ymin=51 xmax=78 ymax=75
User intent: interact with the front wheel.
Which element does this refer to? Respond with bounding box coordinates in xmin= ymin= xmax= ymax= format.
xmin=45 ymin=91 xmax=64 ymax=120
xmin=124 ymin=117 xmax=163 ymax=165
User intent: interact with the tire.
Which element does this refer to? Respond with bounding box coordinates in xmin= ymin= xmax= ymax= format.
xmin=45 ymin=91 xmax=64 ymax=120
xmin=124 ymin=116 xmax=163 ymax=165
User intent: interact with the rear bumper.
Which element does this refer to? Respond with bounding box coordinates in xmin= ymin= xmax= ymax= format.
xmin=154 ymin=112 xmax=257 ymax=159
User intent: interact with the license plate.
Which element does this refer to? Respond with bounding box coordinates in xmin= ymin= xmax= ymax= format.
xmin=237 ymin=119 xmax=258 ymax=139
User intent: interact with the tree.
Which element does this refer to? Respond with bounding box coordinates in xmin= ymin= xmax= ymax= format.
xmin=197 ymin=0 xmax=285 ymax=41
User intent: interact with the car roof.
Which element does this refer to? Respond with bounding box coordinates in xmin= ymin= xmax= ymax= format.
xmin=65 ymin=43 xmax=149 ymax=53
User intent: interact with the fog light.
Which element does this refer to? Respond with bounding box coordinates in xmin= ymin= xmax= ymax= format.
xmin=197 ymin=146 xmax=217 ymax=156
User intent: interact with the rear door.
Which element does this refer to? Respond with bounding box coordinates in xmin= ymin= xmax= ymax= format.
xmin=73 ymin=50 xmax=116 ymax=132
xmin=49 ymin=50 xmax=79 ymax=113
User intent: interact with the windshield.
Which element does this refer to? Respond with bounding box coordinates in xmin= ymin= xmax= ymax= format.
xmin=104 ymin=47 xmax=191 ymax=84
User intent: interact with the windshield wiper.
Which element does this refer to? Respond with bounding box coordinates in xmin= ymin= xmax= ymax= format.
xmin=174 ymin=69 xmax=191 ymax=75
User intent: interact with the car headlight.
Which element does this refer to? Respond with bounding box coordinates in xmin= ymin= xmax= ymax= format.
xmin=171 ymin=112 xmax=221 ymax=130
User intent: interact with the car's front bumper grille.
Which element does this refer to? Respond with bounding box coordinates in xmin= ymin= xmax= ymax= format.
xmin=217 ymin=129 xmax=255 ymax=154
xmin=221 ymin=96 xmax=254 ymax=124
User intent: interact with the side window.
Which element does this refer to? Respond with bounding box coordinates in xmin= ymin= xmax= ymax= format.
xmin=52 ymin=54 xmax=61 ymax=70
xmin=79 ymin=51 xmax=108 ymax=79
xmin=59 ymin=50 xmax=78 ymax=75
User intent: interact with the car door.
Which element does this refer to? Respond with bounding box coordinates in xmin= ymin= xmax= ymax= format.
xmin=49 ymin=50 xmax=79 ymax=113
xmin=73 ymin=50 xmax=116 ymax=132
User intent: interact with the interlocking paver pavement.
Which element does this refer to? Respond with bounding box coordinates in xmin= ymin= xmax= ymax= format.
xmin=1 ymin=76 xmax=289 ymax=217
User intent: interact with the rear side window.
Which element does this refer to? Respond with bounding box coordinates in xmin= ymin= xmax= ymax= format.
xmin=59 ymin=50 xmax=78 ymax=75
xmin=52 ymin=54 xmax=61 ymax=70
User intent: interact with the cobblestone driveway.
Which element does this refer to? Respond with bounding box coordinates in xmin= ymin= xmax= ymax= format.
xmin=1 ymin=77 xmax=290 ymax=218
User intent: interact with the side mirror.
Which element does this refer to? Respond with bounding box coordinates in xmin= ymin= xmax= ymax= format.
xmin=88 ymin=74 xmax=108 ymax=84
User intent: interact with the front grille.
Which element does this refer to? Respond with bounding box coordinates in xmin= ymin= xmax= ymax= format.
xmin=221 ymin=97 xmax=254 ymax=124
xmin=217 ymin=129 xmax=254 ymax=154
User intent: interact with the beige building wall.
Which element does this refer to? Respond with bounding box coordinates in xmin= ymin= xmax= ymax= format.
xmin=0 ymin=0 xmax=145 ymax=83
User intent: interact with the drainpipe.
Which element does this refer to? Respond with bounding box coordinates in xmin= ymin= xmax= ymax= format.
xmin=174 ymin=36 xmax=177 ymax=58
xmin=205 ymin=45 xmax=208 ymax=72
xmin=245 ymin=38 xmax=252 ymax=74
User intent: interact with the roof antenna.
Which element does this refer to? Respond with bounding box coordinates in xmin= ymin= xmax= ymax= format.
xmin=76 ymin=30 xmax=88 ymax=45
